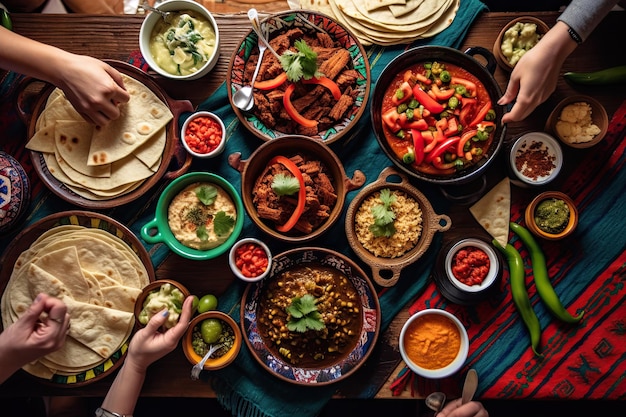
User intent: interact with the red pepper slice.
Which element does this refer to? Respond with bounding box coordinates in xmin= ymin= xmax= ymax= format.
xmin=469 ymin=101 xmax=493 ymax=127
xmin=444 ymin=117 xmax=459 ymax=137
xmin=432 ymin=156 xmax=458 ymax=171
xmin=382 ymin=107 xmax=402 ymax=132
xmin=411 ymin=129 xmax=425 ymax=164
xmin=255 ymin=72 xmax=288 ymax=90
xmin=431 ymin=84 xmax=455 ymax=101
xmin=391 ymin=81 xmax=414 ymax=105
xmin=302 ymin=76 xmax=342 ymax=100
xmin=283 ymin=84 xmax=318 ymax=128
xmin=412 ymin=85 xmax=444 ymax=114
xmin=268 ymin=155 xmax=306 ymax=233
xmin=451 ymin=76 xmax=477 ymax=94
xmin=425 ymin=136 xmax=460 ymax=163
xmin=456 ymin=129 xmax=479 ymax=156
xmin=403 ymin=118 xmax=429 ymax=130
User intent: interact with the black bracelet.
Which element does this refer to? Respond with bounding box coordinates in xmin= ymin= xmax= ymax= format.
xmin=568 ymin=26 xmax=583 ymax=44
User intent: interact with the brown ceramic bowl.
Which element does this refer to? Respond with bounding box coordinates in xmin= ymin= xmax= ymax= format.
xmin=183 ymin=311 xmax=242 ymax=371
xmin=345 ymin=166 xmax=452 ymax=287
xmin=545 ymin=95 xmax=609 ymax=149
xmin=493 ymin=16 xmax=550 ymax=72
xmin=134 ymin=279 xmax=191 ymax=329
xmin=525 ymin=191 xmax=578 ymax=240
xmin=228 ymin=135 xmax=366 ymax=243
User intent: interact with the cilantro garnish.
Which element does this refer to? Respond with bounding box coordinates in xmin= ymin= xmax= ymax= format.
xmin=195 ymin=185 xmax=218 ymax=205
xmin=369 ymin=188 xmax=397 ymax=238
xmin=286 ymin=294 xmax=325 ymax=333
xmin=213 ymin=211 xmax=235 ymax=236
xmin=196 ymin=224 xmax=209 ymax=241
xmin=271 ymin=173 xmax=301 ymax=196
xmin=279 ymin=39 xmax=323 ymax=82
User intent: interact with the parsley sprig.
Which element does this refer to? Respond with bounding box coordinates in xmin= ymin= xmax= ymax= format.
xmin=286 ymin=294 xmax=325 ymax=333
xmin=279 ymin=39 xmax=323 ymax=82
xmin=369 ymin=188 xmax=397 ymax=238
xmin=271 ymin=173 xmax=301 ymax=196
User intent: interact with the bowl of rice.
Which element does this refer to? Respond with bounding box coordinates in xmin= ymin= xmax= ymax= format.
xmin=345 ymin=166 xmax=451 ymax=287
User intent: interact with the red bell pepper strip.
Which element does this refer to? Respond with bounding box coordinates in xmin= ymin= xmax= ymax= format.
xmin=392 ymin=81 xmax=414 ymax=105
xmin=444 ymin=117 xmax=459 ymax=136
xmin=268 ymin=155 xmax=306 ymax=233
xmin=456 ymin=129 xmax=478 ymax=156
xmin=302 ymin=76 xmax=341 ymax=100
xmin=382 ymin=108 xmax=402 ymax=132
xmin=425 ymin=136 xmax=460 ymax=163
xmin=432 ymin=156 xmax=458 ymax=171
xmin=451 ymin=76 xmax=477 ymax=94
xmin=469 ymin=101 xmax=493 ymax=127
xmin=412 ymin=85 xmax=444 ymax=114
xmin=415 ymin=73 xmax=432 ymax=85
xmin=431 ymin=84 xmax=455 ymax=101
xmin=411 ymin=129 xmax=425 ymax=164
xmin=403 ymin=118 xmax=429 ymax=130
xmin=255 ymin=72 xmax=288 ymax=90
xmin=283 ymin=84 xmax=318 ymax=128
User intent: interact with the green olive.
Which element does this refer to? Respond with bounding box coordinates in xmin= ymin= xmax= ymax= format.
xmin=200 ymin=318 xmax=223 ymax=344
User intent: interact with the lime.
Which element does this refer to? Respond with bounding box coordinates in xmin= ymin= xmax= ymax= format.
xmin=197 ymin=294 xmax=218 ymax=313
xmin=200 ymin=318 xmax=223 ymax=344
xmin=191 ymin=295 xmax=199 ymax=313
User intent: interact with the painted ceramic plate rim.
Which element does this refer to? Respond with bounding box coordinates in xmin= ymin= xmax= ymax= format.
xmin=241 ymin=247 xmax=381 ymax=385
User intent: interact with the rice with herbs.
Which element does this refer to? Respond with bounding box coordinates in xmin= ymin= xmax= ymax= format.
xmin=355 ymin=190 xmax=422 ymax=258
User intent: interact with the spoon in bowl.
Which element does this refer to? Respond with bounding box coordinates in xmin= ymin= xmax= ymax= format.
xmin=247 ymin=8 xmax=281 ymax=60
xmin=232 ymin=34 xmax=267 ymax=111
xmin=190 ymin=343 xmax=223 ymax=380
xmin=139 ymin=2 xmax=173 ymax=23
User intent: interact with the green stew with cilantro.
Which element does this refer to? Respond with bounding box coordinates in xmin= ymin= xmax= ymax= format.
xmin=257 ymin=263 xmax=362 ymax=367
xmin=381 ymin=61 xmax=496 ymax=175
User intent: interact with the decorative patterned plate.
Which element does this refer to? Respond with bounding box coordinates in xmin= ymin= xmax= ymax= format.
xmin=241 ymin=247 xmax=380 ymax=385
xmin=0 ymin=151 xmax=30 ymax=234
xmin=227 ymin=10 xmax=370 ymax=144
xmin=0 ymin=210 xmax=155 ymax=386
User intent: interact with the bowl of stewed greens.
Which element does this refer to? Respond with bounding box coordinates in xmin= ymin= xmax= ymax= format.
xmin=139 ymin=0 xmax=220 ymax=80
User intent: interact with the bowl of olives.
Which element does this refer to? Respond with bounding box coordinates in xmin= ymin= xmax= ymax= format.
xmin=182 ymin=311 xmax=242 ymax=371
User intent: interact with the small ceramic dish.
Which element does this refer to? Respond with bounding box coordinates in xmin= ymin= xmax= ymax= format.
xmin=493 ymin=16 xmax=550 ymax=72
xmin=0 ymin=151 xmax=30 ymax=234
xmin=399 ymin=309 xmax=469 ymax=379
xmin=180 ymin=111 xmax=226 ymax=158
xmin=139 ymin=0 xmax=220 ymax=80
xmin=134 ymin=279 xmax=191 ymax=329
xmin=545 ymin=95 xmax=609 ymax=149
xmin=140 ymin=172 xmax=244 ymax=260
xmin=183 ymin=311 xmax=242 ymax=371
xmin=444 ymin=237 xmax=500 ymax=293
xmin=228 ymin=237 xmax=272 ymax=283
xmin=525 ymin=191 xmax=578 ymax=240
xmin=508 ymin=132 xmax=563 ymax=188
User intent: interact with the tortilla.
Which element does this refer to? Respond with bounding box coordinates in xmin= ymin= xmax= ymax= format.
xmin=54 ymin=120 xmax=110 ymax=178
xmin=469 ymin=177 xmax=511 ymax=247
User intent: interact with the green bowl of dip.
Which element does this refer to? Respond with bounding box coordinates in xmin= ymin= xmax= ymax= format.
xmin=141 ymin=172 xmax=244 ymax=260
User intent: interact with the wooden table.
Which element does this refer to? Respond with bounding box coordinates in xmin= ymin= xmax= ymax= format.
xmin=2 ymin=5 xmax=625 ymax=401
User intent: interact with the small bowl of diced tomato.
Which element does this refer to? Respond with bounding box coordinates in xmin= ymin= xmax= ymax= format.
xmin=444 ymin=237 xmax=499 ymax=294
xmin=228 ymin=237 xmax=272 ymax=283
xmin=181 ymin=111 xmax=226 ymax=158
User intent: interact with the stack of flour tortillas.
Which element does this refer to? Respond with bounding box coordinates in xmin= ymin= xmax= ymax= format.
xmin=0 ymin=225 xmax=150 ymax=379
xmin=292 ymin=0 xmax=460 ymax=46
xmin=469 ymin=177 xmax=511 ymax=247
xmin=26 ymin=73 xmax=172 ymax=201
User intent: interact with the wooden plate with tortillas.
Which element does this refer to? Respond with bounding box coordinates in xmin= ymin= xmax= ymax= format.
xmin=19 ymin=60 xmax=193 ymax=209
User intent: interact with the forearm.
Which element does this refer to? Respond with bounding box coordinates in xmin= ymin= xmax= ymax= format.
xmin=558 ymin=0 xmax=620 ymax=41
xmin=100 ymin=362 xmax=146 ymax=416
xmin=0 ymin=338 xmax=21 ymax=384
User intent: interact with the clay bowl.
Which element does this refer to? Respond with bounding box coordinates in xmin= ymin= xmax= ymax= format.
xmin=545 ymin=95 xmax=609 ymax=149
xmin=493 ymin=16 xmax=550 ymax=72
xmin=133 ymin=279 xmax=191 ymax=329
xmin=228 ymin=135 xmax=366 ymax=243
xmin=345 ymin=166 xmax=452 ymax=287
xmin=183 ymin=311 xmax=242 ymax=371
xmin=525 ymin=191 xmax=578 ymax=240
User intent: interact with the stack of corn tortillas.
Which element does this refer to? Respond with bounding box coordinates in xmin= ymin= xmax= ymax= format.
xmin=0 ymin=225 xmax=151 ymax=380
xmin=26 ymin=73 xmax=172 ymax=201
xmin=292 ymin=0 xmax=460 ymax=46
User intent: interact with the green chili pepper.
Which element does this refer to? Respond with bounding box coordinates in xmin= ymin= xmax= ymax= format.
xmin=563 ymin=65 xmax=626 ymax=85
xmin=510 ymin=222 xmax=584 ymax=324
xmin=1 ymin=8 xmax=12 ymax=31
xmin=493 ymin=239 xmax=542 ymax=356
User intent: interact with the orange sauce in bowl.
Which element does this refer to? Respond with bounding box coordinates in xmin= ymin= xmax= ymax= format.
xmin=403 ymin=314 xmax=461 ymax=369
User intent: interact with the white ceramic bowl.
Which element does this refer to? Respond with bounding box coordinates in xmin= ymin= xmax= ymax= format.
xmin=399 ymin=309 xmax=469 ymax=379
xmin=445 ymin=238 xmax=499 ymax=293
xmin=509 ymin=132 xmax=563 ymax=188
xmin=228 ymin=237 xmax=272 ymax=283
xmin=180 ymin=111 xmax=226 ymax=158
xmin=139 ymin=0 xmax=220 ymax=80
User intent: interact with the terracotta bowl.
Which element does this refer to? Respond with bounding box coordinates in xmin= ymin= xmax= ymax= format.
xmin=525 ymin=191 xmax=578 ymax=240
xmin=183 ymin=311 xmax=242 ymax=371
xmin=545 ymin=95 xmax=609 ymax=149
xmin=345 ymin=166 xmax=451 ymax=287
xmin=228 ymin=135 xmax=366 ymax=243
xmin=493 ymin=16 xmax=550 ymax=72
xmin=134 ymin=279 xmax=191 ymax=329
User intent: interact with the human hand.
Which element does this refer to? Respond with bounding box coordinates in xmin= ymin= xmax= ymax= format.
xmin=124 ymin=295 xmax=195 ymax=373
xmin=55 ymin=54 xmax=130 ymax=126
xmin=436 ymin=398 xmax=489 ymax=417
xmin=0 ymin=293 xmax=69 ymax=367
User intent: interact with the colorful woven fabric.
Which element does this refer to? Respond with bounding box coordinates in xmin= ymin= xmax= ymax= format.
xmin=399 ymin=100 xmax=626 ymax=401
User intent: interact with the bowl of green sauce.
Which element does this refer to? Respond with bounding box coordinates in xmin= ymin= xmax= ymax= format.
xmin=525 ymin=191 xmax=578 ymax=240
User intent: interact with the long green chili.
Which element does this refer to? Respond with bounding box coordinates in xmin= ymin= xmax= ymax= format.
xmin=510 ymin=222 xmax=584 ymax=324
xmin=493 ymin=239 xmax=542 ymax=356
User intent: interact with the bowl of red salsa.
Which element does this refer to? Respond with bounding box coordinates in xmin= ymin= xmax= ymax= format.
xmin=371 ymin=46 xmax=507 ymax=185
xmin=181 ymin=111 xmax=226 ymax=158
xmin=229 ymin=237 xmax=272 ymax=283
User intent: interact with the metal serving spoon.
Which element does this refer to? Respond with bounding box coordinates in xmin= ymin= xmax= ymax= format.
xmin=190 ymin=343 xmax=223 ymax=380
xmin=247 ymin=8 xmax=281 ymax=60
xmin=232 ymin=32 xmax=267 ymax=111
xmin=139 ymin=1 xmax=173 ymax=23
xmin=425 ymin=369 xmax=478 ymax=414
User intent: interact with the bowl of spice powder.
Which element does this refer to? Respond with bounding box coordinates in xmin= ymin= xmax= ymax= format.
xmin=508 ymin=132 xmax=563 ymax=188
